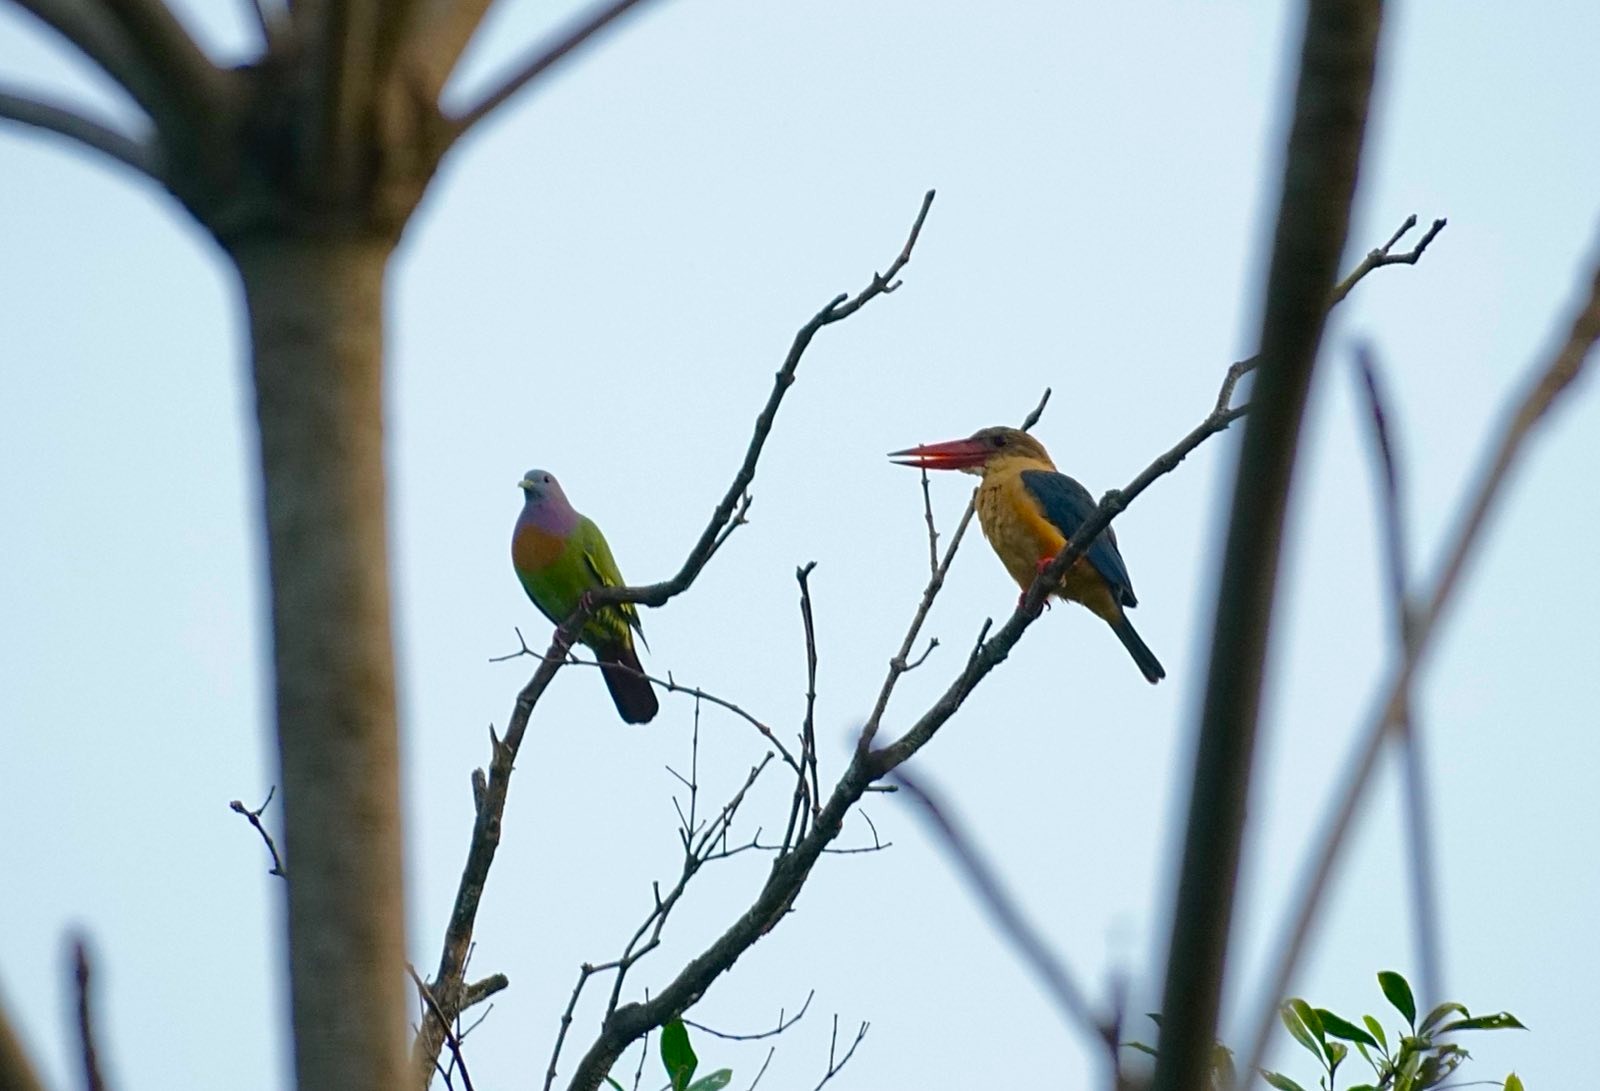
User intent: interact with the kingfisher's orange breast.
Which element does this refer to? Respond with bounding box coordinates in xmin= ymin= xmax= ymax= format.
xmin=976 ymin=466 xmax=1123 ymax=623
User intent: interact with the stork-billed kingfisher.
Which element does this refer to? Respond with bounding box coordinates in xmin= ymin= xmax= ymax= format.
xmin=889 ymin=427 xmax=1165 ymax=684
xmin=512 ymin=469 xmax=660 ymax=723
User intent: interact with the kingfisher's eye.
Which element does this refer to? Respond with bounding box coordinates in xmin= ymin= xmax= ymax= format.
xmin=991 ymin=435 xmax=1005 ymax=447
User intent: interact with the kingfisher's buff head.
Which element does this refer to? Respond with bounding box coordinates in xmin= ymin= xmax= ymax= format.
xmin=888 ymin=426 xmax=1054 ymax=476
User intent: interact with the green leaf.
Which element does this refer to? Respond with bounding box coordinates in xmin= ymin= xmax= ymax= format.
xmin=604 ymin=1079 xmax=625 ymax=1091
xmin=1212 ymin=1043 xmax=1237 ymax=1090
xmin=1362 ymin=1015 xmax=1388 ymax=1052
xmin=1438 ymin=1012 xmax=1527 ymax=1034
xmin=1419 ymin=1002 xmax=1468 ymax=1032
xmin=660 ymin=1018 xmax=698 ymax=1091
xmin=1262 ymin=1072 xmax=1308 ymax=1091
xmin=1346 ymin=1085 xmax=1379 ymax=1091
xmin=1124 ymin=1041 xmax=1159 ymax=1058
xmin=1280 ymin=1003 xmax=1323 ymax=1060
xmin=1290 ymin=999 xmax=1326 ymax=1042
xmin=1378 ymin=972 xmax=1417 ymax=1027
xmin=1325 ymin=1040 xmax=1348 ymax=1070
xmin=1504 ymin=1073 xmax=1524 ymax=1091
xmin=1317 ymin=1009 xmax=1378 ymax=1049
xmin=686 ymin=1070 xmax=733 ymax=1091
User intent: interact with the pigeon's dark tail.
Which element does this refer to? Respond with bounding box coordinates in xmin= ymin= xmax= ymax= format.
xmin=598 ymin=641 xmax=660 ymax=723
xmin=1112 ymin=615 xmax=1166 ymax=685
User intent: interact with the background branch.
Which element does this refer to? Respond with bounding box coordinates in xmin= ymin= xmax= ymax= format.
xmin=452 ymin=0 xmax=669 ymax=137
xmin=1238 ymin=238 xmax=1600 ymax=1087
xmin=0 ymin=87 xmax=159 ymax=178
xmin=9 ymin=0 xmax=172 ymax=121
xmin=1148 ymin=5 xmax=1382 ymax=1090
xmin=99 ymin=0 xmax=228 ymax=138
xmin=895 ymin=771 xmax=1111 ymax=1053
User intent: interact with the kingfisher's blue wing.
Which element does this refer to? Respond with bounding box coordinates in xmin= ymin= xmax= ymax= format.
xmin=1019 ymin=469 xmax=1138 ymax=607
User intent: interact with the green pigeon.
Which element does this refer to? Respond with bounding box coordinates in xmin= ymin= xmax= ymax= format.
xmin=512 ymin=469 xmax=658 ymax=724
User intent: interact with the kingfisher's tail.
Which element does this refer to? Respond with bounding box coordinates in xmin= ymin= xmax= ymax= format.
xmin=597 ymin=641 xmax=660 ymax=724
xmin=1111 ymin=615 xmax=1166 ymax=685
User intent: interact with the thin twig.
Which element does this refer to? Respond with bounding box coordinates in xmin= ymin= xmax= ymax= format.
xmin=72 ymin=938 xmax=109 ymax=1091
xmin=229 ymin=787 xmax=287 ymax=878
xmin=895 ymin=772 xmax=1113 ymax=1054
xmin=496 ymin=634 xmax=806 ymax=783
xmin=919 ymin=468 xmax=940 ymax=576
xmin=453 ymin=0 xmax=668 ymax=136
xmin=684 ymin=990 xmax=814 ymax=1041
xmin=813 ymin=1015 xmax=869 ymax=1091
xmin=544 ymin=964 xmax=602 ymax=1091
xmin=744 ymin=1046 xmax=776 ymax=1091
xmin=856 ymin=386 xmax=1050 ymax=753
xmin=797 ymin=563 xmax=822 ymax=819
xmin=1330 ymin=214 xmax=1447 ymax=306
xmin=1237 ymin=240 xmax=1600 ymax=1089
xmin=407 ymin=965 xmax=476 ymax=1091
xmin=0 ymin=88 xmax=159 ymax=179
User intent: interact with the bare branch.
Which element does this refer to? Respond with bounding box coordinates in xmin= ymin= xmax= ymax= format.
xmin=557 ymin=196 xmax=1443 ymax=1091
xmin=855 ymin=386 xmax=1049 ymax=753
xmin=1330 ymin=213 xmax=1447 ymax=306
xmin=812 ymin=1015 xmax=868 ymax=1091
xmin=416 ymin=209 xmax=940 ymax=1045
xmin=1238 ymin=237 xmax=1600 ymax=1087
xmin=796 ymin=562 xmax=822 ymax=820
xmin=683 ymin=990 xmax=813 ymax=1042
xmin=588 ymin=189 xmax=937 ymax=615
xmin=895 ymin=772 xmax=1113 ymax=1053
xmin=451 ymin=0 xmax=668 ymax=137
xmin=0 ymin=87 xmax=160 ymax=179
xmin=230 ymin=787 xmax=288 ymax=878
xmin=493 ymin=634 xmax=807 ymax=781
xmin=73 ymin=937 xmax=109 ymax=1091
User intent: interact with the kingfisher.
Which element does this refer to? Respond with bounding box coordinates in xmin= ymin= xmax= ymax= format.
xmin=890 ymin=427 xmax=1165 ymax=684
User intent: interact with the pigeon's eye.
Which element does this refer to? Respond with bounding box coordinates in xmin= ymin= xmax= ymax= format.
xmin=542 ymin=474 xmax=552 ymax=483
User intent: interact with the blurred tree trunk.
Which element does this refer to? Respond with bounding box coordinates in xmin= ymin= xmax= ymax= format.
xmin=236 ymin=236 xmax=406 ymax=1091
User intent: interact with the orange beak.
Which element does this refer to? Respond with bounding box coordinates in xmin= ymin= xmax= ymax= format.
xmin=887 ymin=437 xmax=992 ymax=471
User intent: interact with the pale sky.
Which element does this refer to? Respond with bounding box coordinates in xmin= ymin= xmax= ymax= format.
xmin=2 ymin=3 xmax=1597 ymax=1090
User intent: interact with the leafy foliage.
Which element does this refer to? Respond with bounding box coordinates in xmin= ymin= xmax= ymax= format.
xmin=1125 ymin=970 xmax=1526 ymax=1091
xmin=1265 ymin=971 xmax=1526 ymax=1091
